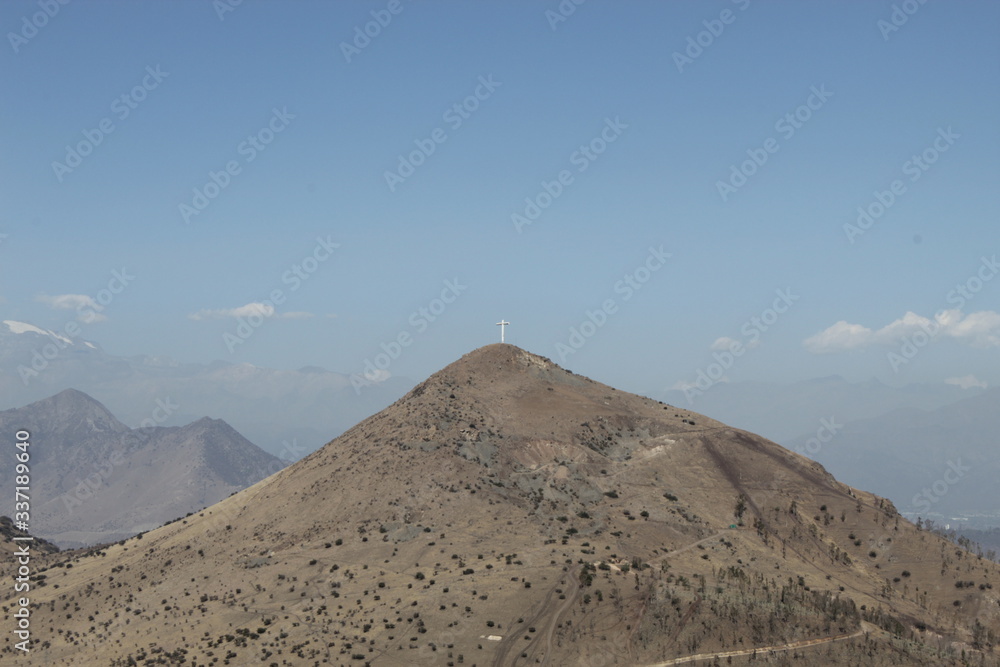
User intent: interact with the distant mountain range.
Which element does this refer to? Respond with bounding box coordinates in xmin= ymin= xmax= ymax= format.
xmin=0 ymin=388 xmax=285 ymax=547
xmin=656 ymin=376 xmax=997 ymax=526
xmin=656 ymin=375 xmax=983 ymax=445
xmin=0 ymin=319 xmax=411 ymax=457
xmin=787 ymin=388 xmax=1000 ymax=523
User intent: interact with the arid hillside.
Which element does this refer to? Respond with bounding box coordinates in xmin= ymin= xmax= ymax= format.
xmin=2 ymin=344 xmax=998 ymax=665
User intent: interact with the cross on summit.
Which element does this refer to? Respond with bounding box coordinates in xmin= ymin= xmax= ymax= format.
xmin=496 ymin=320 xmax=509 ymax=343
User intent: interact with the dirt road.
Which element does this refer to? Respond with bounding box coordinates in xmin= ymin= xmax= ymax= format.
xmin=640 ymin=626 xmax=867 ymax=666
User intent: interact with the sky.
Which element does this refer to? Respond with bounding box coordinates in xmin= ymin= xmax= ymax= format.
xmin=1 ymin=0 xmax=998 ymax=397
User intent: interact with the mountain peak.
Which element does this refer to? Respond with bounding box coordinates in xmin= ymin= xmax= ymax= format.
xmin=3 ymin=319 xmax=61 ymax=337
xmin=32 ymin=388 xmax=126 ymax=429
xmin=53 ymin=387 xmax=102 ymax=402
xmin=3 ymin=319 xmax=75 ymax=345
xmin=327 ymin=343 xmax=718 ymax=480
xmin=398 ymin=343 xmax=568 ymax=408
xmin=438 ymin=343 xmax=555 ymax=375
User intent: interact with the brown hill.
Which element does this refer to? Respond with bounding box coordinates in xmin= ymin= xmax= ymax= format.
xmin=2 ymin=344 xmax=998 ymax=665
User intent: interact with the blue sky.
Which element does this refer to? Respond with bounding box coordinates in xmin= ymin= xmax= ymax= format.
xmin=2 ymin=0 xmax=998 ymax=396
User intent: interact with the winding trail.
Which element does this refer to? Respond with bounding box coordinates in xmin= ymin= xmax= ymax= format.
xmin=540 ymin=565 xmax=580 ymax=666
xmin=648 ymin=529 xmax=732 ymax=565
xmin=640 ymin=626 xmax=868 ymax=666
xmin=492 ymin=567 xmax=570 ymax=667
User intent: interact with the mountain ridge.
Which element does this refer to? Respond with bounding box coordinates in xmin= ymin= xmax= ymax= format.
xmin=0 ymin=389 xmax=286 ymax=547
xmin=790 ymin=387 xmax=1000 ymax=522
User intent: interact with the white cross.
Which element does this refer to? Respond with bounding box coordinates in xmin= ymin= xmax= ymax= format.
xmin=496 ymin=320 xmax=509 ymax=343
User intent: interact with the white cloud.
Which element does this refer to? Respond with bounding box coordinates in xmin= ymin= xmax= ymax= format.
xmin=802 ymin=321 xmax=873 ymax=353
xmin=943 ymin=310 xmax=1000 ymax=348
xmin=711 ymin=336 xmax=758 ymax=351
xmin=803 ymin=309 xmax=1000 ymax=354
xmin=870 ymin=311 xmax=937 ymax=345
xmin=945 ymin=374 xmax=988 ymax=390
xmin=36 ymin=294 xmax=107 ymax=322
xmin=189 ymin=302 xmax=314 ymax=321
xmin=189 ymin=302 xmax=275 ymax=321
